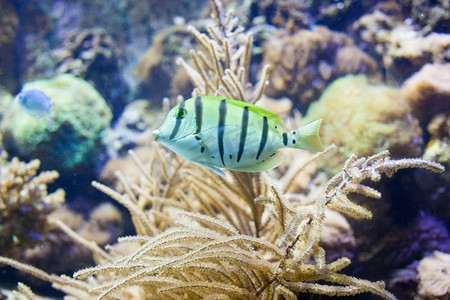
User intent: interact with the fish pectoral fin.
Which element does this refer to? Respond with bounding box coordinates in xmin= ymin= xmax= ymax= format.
xmin=195 ymin=162 xmax=226 ymax=177
xmin=232 ymin=152 xmax=285 ymax=172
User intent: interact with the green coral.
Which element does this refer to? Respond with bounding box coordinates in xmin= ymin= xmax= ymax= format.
xmin=304 ymin=75 xmax=423 ymax=173
xmin=0 ymin=74 xmax=112 ymax=174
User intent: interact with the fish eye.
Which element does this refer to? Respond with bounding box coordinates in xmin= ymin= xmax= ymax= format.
xmin=175 ymin=108 xmax=187 ymax=119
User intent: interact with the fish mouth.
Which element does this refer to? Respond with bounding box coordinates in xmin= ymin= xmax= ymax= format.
xmin=153 ymin=129 xmax=161 ymax=141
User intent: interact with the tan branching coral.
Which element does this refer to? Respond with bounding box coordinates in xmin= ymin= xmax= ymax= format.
xmin=0 ymin=143 xmax=445 ymax=299
xmin=176 ymin=0 xmax=269 ymax=103
xmin=0 ymin=156 xmax=65 ymax=259
xmin=0 ymin=2 xmax=446 ymax=299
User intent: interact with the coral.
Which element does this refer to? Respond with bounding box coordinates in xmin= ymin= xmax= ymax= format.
xmin=100 ymin=146 xmax=153 ymax=192
xmin=0 ymin=74 xmax=112 ymax=175
xmin=176 ymin=0 xmax=270 ymax=103
xmin=104 ymin=100 xmax=164 ymax=158
xmin=21 ymin=203 xmax=123 ymax=275
xmin=15 ymin=0 xmax=207 ymax=86
xmin=304 ymin=75 xmax=423 ymax=173
xmin=424 ymin=113 xmax=450 ymax=166
xmin=422 ymin=113 xmax=450 ymax=220
xmin=135 ymin=25 xmax=194 ymax=102
xmin=54 ymin=28 xmax=129 ymax=118
xmin=353 ymin=214 xmax=450 ymax=282
xmin=387 ymin=32 xmax=450 ymax=81
xmin=0 ymin=0 xmax=19 ymax=91
xmin=0 ymin=144 xmax=444 ymax=299
xmin=417 ymin=251 xmax=450 ymax=298
xmin=0 ymin=89 xmax=13 ymax=123
xmin=401 ymin=63 xmax=450 ymax=124
xmin=248 ymin=0 xmax=370 ymax=32
xmin=253 ymin=0 xmax=312 ymax=33
xmin=408 ymin=0 xmax=450 ymax=34
xmin=0 ymin=156 xmax=65 ymax=260
xmin=320 ymin=209 xmax=356 ymax=262
xmin=54 ymin=28 xmax=115 ymax=77
xmin=387 ymin=262 xmax=420 ymax=299
xmin=353 ymin=10 xmax=450 ymax=81
xmin=0 ymin=2 xmax=446 ymax=299
xmin=262 ymin=26 xmax=380 ymax=109
xmin=352 ymin=10 xmax=398 ymax=58
xmin=0 ymin=0 xmax=18 ymax=49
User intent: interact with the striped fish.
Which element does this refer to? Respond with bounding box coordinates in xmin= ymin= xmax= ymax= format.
xmin=153 ymin=96 xmax=323 ymax=177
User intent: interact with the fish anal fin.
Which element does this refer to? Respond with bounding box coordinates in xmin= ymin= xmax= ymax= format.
xmin=195 ymin=161 xmax=226 ymax=177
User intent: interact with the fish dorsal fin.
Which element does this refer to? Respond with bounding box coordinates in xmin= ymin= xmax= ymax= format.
xmin=202 ymin=96 xmax=284 ymax=130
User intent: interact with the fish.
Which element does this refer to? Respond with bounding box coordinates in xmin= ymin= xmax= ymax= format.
xmin=15 ymin=89 xmax=53 ymax=127
xmin=153 ymin=96 xmax=323 ymax=177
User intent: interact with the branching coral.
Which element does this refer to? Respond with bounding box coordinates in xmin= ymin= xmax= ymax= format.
xmin=176 ymin=0 xmax=269 ymax=103
xmin=0 ymin=2 xmax=446 ymax=299
xmin=0 ymin=156 xmax=65 ymax=259
xmin=0 ymin=143 xmax=444 ymax=299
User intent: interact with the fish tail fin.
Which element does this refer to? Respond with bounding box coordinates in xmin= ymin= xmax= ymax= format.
xmin=288 ymin=119 xmax=324 ymax=152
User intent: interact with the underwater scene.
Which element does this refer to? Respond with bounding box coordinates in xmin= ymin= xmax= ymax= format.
xmin=0 ymin=0 xmax=449 ymax=299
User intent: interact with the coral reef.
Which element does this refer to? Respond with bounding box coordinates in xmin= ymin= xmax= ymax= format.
xmin=262 ymin=27 xmax=380 ymax=109
xmin=0 ymin=89 xmax=13 ymax=123
xmin=320 ymin=210 xmax=356 ymax=262
xmin=0 ymin=1 xmax=448 ymax=299
xmin=0 ymin=0 xmax=19 ymax=91
xmin=176 ymin=0 xmax=270 ymax=103
xmin=407 ymin=0 xmax=450 ymax=34
xmin=0 ymin=156 xmax=65 ymax=260
xmin=353 ymin=213 xmax=450 ymax=283
xmin=417 ymin=251 xmax=450 ymax=298
xmin=0 ymin=74 xmax=112 ymax=175
xmin=401 ymin=63 xmax=450 ymax=124
xmin=304 ymin=75 xmax=423 ymax=173
xmin=21 ymin=203 xmax=123 ymax=275
xmin=424 ymin=113 xmax=450 ymax=166
xmin=15 ymin=0 xmax=207 ymax=93
xmin=421 ymin=113 xmax=450 ymax=221
xmin=54 ymin=28 xmax=129 ymax=118
xmin=100 ymin=146 xmax=153 ymax=192
xmin=104 ymin=99 xmax=164 ymax=158
xmin=135 ymin=25 xmax=193 ymax=102
xmin=247 ymin=0 xmax=371 ymax=32
xmin=353 ymin=10 xmax=450 ymax=81
xmin=0 ymin=144 xmax=444 ymax=299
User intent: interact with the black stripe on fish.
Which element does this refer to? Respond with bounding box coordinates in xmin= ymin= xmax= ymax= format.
xmin=237 ymin=106 xmax=249 ymax=163
xmin=282 ymin=132 xmax=288 ymax=146
xmin=169 ymin=100 xmax=186 ymax=139
xmin=218 ymin=99 xmax=227 ymax=166
xmin=256 ymin=116 xmax=268 ymax=160
xmin=194 ymin=96 xmax=202 ymax=134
